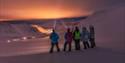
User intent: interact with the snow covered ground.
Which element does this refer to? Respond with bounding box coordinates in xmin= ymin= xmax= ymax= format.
xmin=0 ymin=5 xmax=125 ymax=63
xmin=80 ymin=5 xmax=125 ymax=53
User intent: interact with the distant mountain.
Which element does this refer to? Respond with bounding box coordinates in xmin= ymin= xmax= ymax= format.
xmin=0 ymin=16 xmax=87 ymax=42
xmin=0 ymin=16 xmax=87 ymax=24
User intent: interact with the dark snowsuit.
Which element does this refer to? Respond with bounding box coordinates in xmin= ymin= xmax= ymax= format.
xmin=63 ymin=31 xmax=73 ymax=51
xmin=73 ymin=28 xmax=81 ymax=50
xmin=89 ymin=26 xmax=96 ymax=48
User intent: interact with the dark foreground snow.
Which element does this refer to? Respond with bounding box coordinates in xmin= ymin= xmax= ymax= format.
xmin=0 ymin=46 xmax=124 ymax=63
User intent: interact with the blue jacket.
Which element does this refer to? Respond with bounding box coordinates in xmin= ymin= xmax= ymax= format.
xmin=81 ymin=30 xmax=90 ymax=42
xmin=50 ymin=32 xmax=59 ymax=44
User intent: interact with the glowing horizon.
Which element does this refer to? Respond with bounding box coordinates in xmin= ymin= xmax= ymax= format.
xmin=0 ymin=0 xmax=93 ymax=21
xmin=0 ymin=8 xmax=91 ymax=20
xmin=1 ymin=0 xmax=124 ymax=21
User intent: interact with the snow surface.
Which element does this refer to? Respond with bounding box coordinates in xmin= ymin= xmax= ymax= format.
xmin=0 ymin=5 xmax=125 ymax=63
xmin=80 ymin=5 xmax=125 ymax=53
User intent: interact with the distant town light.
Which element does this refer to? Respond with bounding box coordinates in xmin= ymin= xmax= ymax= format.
xmin=22 ymin=37 xmax=27 ymax=40
xmin=7 ymin=40 xmax=11 ymax=43
xmin=12 ymin=38 xmax=20 ymax=41
xmin=48 ymin=29 xmax=53 ymax=33
xmin=32 ymin=25 xmax=52 ymax=34
xmin=31 ymin=36 xmax=35 ymax=39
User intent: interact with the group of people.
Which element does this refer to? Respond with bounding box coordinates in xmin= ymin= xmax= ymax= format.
xmin=49 ymin=25 xmax=96 ymax=53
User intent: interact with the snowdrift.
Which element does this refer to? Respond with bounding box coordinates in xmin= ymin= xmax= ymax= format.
xmin=80 ymin=5 xmax=125 ymax=52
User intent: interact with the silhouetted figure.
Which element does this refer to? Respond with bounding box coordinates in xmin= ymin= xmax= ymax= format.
xmin=89 ymin=25 xmax=96 ymax=48
xmin=49 ymin=29 xmax=60 ymax=53
xmin=81 ymin=27 xmax=90 ymax=49
xmin=73 ymin=26 xmax=81 ymax=50
xmin=63 ymin=28 xmax=73 ymax=52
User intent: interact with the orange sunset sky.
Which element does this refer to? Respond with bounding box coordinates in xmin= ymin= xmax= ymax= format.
xmin=0 ymin=0 xmax=92 ymax=20
xmin=0 ymin=0 xmax=124 ymax=20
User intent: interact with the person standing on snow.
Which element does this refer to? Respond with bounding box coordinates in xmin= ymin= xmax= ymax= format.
xmin=63 ymin=28 xmax=73 ymax=52
xmin=73 ymin=26 xmax=81 ymax=50
xmin=49 ymin=29 xmax=60 ymax=53
xmin=89 ymin=25 xmax=96 ymax=48
xmin=81 ymin=26 xmax=90 ymax=49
